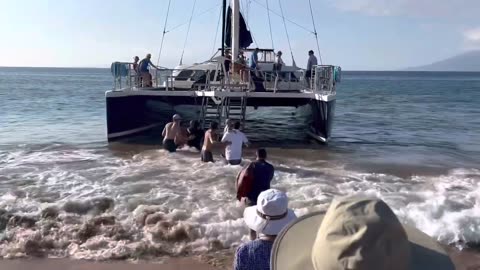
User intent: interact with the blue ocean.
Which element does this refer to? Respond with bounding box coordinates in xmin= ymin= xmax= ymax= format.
xmin=0 ymin=67 xmax=479 ymax=260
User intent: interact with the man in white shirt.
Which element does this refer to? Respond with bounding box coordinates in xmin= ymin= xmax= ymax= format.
xmin=221 ymin=121 xmax=250 ymax=165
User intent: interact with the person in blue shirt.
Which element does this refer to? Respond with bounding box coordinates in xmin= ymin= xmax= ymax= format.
xmin=234 ymin=189 xmax=297 ymax=270
xmin=138 ymin=53 xmax=159 ymax=87
xmin=246 ymin=148 xmax=274 ymax=206
xmin=250 ymin=48 xmax=259 ymax=70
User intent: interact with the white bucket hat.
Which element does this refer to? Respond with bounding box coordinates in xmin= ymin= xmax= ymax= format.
xmin=243 ymin=189 xmax=297 ymax=236
xmin=270 ymin=196 xmax=455 ymax=270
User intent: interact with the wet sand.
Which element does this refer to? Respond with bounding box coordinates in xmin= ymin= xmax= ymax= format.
xmin=0 ymin=247 xmax=478 ymax=270
xmin=0 ymin=257 xmax=223 ymax=270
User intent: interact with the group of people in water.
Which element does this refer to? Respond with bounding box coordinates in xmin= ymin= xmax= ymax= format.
xmin=161 ymin=114 xmax=250 ymax=165
xmin=160 ymin=113 xmax=456 ymax=270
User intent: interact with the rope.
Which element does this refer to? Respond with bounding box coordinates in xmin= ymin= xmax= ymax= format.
xmin=278 ymin=0 xmax=295 ymax=66
xmin=156 ymin=0 xmax=172 ymax=66
xmin=179 ymin=0 xmax=197 ymax=65
xmin=308 ymin=0 xmax=323 ymax=64
xmin=266 ymin=0 xmax=274 ymax=49
xmin=252 ymin=0 xmax=314 ymax=34
xmin=166 ymin=4 xmax=219 ymax=33
xmin=211 ymin=5 xmax=222 ymax=55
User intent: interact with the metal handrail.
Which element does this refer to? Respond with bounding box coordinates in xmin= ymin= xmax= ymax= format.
xmin=111 ymin=61 xmax=340 ymax=94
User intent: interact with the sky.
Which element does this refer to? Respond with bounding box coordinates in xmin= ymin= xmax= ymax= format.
xmin=0 ymin=0 xmax=479 ymax=70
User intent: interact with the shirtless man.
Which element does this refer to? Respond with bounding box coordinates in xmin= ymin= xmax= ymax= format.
xmin=201 ymin=122 xmax=219 ymax=162
xmin=162 ymin=114 xmax=183 ymax=152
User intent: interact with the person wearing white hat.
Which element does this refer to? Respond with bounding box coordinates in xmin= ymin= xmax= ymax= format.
xmin=270 ymin=196 xmax=455 ymax=270
xmin=234 ymin=189 xmax=297 ymax=270
xmin=162 ymin=114 xmax=183 ymax=152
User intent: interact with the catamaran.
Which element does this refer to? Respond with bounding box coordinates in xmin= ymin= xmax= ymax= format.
xmin=106 ymin=0 xmax=341 ymax=143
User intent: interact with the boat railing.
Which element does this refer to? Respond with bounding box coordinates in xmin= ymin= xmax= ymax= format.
xmin=111 ymin=62 xmax=137 ymax=90
xmin=111 ymin=61 xmax=341 ymax=94
xmin=311 ymin=65 xmax=341 ymax=94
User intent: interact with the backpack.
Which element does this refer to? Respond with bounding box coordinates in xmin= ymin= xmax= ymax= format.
xmin=236 ymin=162 xmax=255 ymax=201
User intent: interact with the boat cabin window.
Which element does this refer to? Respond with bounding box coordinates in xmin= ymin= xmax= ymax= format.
xmin=242 ymin=49 xmax=275 ymax=64
xmin=175 ymin=70 xmax=194 ymax=81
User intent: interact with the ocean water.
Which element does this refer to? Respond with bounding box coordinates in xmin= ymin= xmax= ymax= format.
xmin=0 ymin=67 xmax=479 ymax=260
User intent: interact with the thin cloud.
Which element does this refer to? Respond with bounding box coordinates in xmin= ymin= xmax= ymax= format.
xmin=463 ymin=27 xmax=480 ymax=49
xmin=332 ymin=0 xmax=480 ymax=18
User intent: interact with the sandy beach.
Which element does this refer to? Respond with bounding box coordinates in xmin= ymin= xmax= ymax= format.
xmin=0 ymin=246 xmax=478 ymax=270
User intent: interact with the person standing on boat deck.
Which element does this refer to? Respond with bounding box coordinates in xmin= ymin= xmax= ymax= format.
xmin=274 ymin=51 xmax=285 ymax=88
xmin=186 ymin=120 xmax=204 ymax=151
xmin=250 ymin=48 xmax=259 ymax=70
xmin=162 ymin=114 xmax=183 ymax=153
xmin=274 ymin=51 xmax=284 ymax=72
xmin=221 ymin=121 xmax=250 ymax=165
xmin=132 ymin=56 xmax=140 ymax=87
xmin=237 ymin=51 xmax=248 ymax=82
xmin=306 ymin=50 xmax=318 ymax=88
xmin=225 ymin=50 xmax=232 ymax=82
xmin=138 ymin=53 xmax=159 ymax=87
xmin=201 ymin=122 xmax=220 ymax=163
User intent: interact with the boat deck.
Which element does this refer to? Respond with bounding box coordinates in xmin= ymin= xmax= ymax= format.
xmin=106 ymin=88 xmax=335 ymax=102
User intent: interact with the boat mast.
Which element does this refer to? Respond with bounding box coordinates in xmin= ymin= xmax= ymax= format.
xmin=221 ymin=0 xmax=226 ymax=56
xmin=231 ymin=0 xmax=240 ymax=73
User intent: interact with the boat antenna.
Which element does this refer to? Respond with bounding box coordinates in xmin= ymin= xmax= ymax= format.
xmin=308 ymin=0 xmax=323 ymax=65
xmin=221 ymin=0 xmax=227 ymax=56
xmin=266 ymin=0 xmax=274 ymax=49
xmin=157 ymin=0 xmax=172 ymax=66
xmin=179 ymin=0 xmax=197 ymax=65
xmin=278 ymin=0 xmax=296 ymax=67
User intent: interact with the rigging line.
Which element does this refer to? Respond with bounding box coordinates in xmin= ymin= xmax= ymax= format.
xmin=252 ymin=0 xmax=314 ymax=34
xmin=278 ymin=0 xmax=295 ymax=65
xmin=166 ymin=4 xmax=219 ymax=33
xmin=179 ymin=0 xmax=197 ymax=65
xmin=157 ymin=0 xmax=172 ymax=66
xmin=211 ymin=5 xmax=222 ymax=55
xmin=265 ymin=0 xmax=274 ymax=49
xmin=308 ymin=0 xmax=323 ymax=65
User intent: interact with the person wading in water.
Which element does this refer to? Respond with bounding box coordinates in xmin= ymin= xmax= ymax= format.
xmin=162 ymin=114 xmax=184 ymax=153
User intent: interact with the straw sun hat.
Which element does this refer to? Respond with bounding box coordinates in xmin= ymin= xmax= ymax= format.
xmin=243 ymin=189 xmax=297 ymax=236
xmin=271 ymin=196 xmax=455 ymax=270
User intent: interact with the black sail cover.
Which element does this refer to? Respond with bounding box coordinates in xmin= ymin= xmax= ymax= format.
xmin=225 ymin=6 xmax=253 ymax=48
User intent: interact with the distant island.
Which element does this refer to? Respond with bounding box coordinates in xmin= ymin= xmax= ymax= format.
xmin=407 ymin=50 xmax=480 ymax=72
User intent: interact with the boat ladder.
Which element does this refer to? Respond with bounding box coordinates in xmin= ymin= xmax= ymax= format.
xmin=200 ymin=96 xmax=224 ymax=129
xmin=224 ymin=96 xmax=247 ymax=129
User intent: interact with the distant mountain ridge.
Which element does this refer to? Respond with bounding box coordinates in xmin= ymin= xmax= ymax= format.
xmin=407 ymin=50 xmax=480 ymax=72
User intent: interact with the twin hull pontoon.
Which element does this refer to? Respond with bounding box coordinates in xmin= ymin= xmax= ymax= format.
xmin=106 ymin=63 xmax=339 ymax=143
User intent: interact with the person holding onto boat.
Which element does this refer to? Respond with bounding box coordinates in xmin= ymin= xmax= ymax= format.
xmin=221 ymin=121 xmax=249 ymax=165
xmin=186 ymin=120 xmax=204 ymax=151
xmin=306 ymin=50 xmax=318 ymax=88
xmin=162 ymin=114 xmax=184 ymax=153
xmin=201 ymin=122 xmax=219 ymax=162
xmin=138 ymin=53 xmax=159 ymax=87
xmin=233 ymin=189 xmax=297 ymax=270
